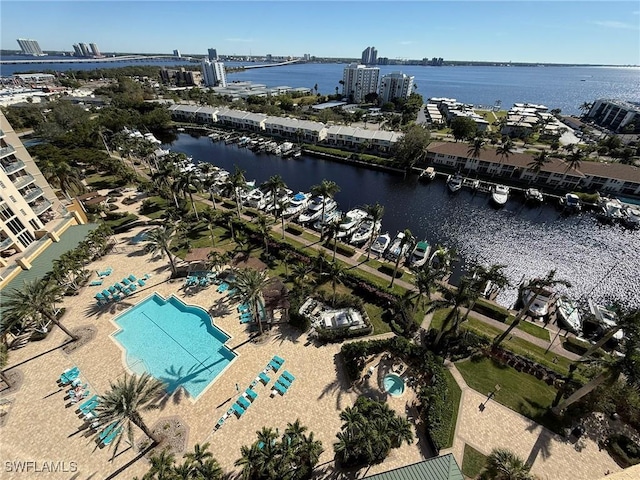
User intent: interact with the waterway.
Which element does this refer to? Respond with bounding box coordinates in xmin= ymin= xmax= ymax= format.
xmin=162 ymin=132 xmax=640 ymax=311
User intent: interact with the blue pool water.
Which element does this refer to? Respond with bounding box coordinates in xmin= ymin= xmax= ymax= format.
xmin=113 ymin=294 xmax=237 ymax=399
xmin=383 ymin=374 xmax=405 ymax=397
xmin=130 ymin=230 xmax=149 ymax=244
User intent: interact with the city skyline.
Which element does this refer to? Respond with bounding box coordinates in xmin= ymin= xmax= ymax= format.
xmin=2 ymin=1 xmax=639 ymax=65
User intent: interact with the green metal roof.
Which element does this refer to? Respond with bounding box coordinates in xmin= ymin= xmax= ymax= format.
xmin=362 ymin=454 xmax=464 ymax=480
xmin=1 ymin=223 xmax=98 ymax=296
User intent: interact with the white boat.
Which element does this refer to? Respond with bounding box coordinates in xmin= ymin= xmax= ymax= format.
xmin=623 ymin=206 xmax=640 ymax=229
xmin=587 ymin=299 xmax=624 ymax=341
xmin=385 ymin=231 xmax=410 ymax=261
xmin=525 ymin=188 xmax=544 ymax=203
xmin=447 ymin=174 xmax=463 ymax=193
xmin=598 ymin=198 xmax=625 ymax=222
xmin=336 ymin=208 xmax=368 ymax=239
xmin=313 ymin=210 xmax=342 ymax=231
xmin=419 ymin=167 xmax=436 ymax=181
xmin=408 ymin=240 xmax=431 ymax=269
xmin=298 ymin=196 xmax=337 ymax=224
xmin=491 ymin=185 xmax=510 ymax=206
xmin=282 ymin=192 xmax=310 ymax=217
xmin=556 ymin=297 xmax=582 ymax=334
xmin=560 ymin=193 xmax=581 ymax=212
xmin=521 ymin=284 xmax=554 ymax=319
xmin=263 ymin=188 xmax=293 ymax=213
xmin=350 ymin=218 xmax=380 ymax=245
xmin=370 ymin=232 xmax=391 ymax=256
xmin=243 ymin=188 xmax=267 ymax=209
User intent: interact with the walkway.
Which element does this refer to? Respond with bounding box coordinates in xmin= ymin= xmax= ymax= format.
xmin=442 ymin=362 xmax=620 ymax=479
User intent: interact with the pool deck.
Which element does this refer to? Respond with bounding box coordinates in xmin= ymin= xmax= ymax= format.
xmin=0 ymin=226 xmax=426 ymax=479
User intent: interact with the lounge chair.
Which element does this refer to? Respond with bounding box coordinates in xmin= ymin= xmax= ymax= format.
xmin=89 ymin=279 xmax=104 ymax=286
xmin=128 ymin=283 xmax=137 ymax=292
xmin=78 ymin=395 xmax=99 ymax=414
xmin=272 ymin=382 xmax=287 ymax=396
xmin=199 ymin=277 xmax=209 ymax=287
xmin=128 ymin=274 xmax=137 ymax=282
xmin=216 ymin=282 xmax=229 ymax=293
xmin=121 ymin=278 xmax=131 ymax=286
xmin=108 ymin=286 xmax=118 ymax=295
xmin=231 ymin=403 xmax=245 ymax=417
xmin=142 ymin=273 xmax=151 ymax=280
xmin=273 ymin=356 xmax=285 ymax=366
xmin=98 ymin=422 xmax=118 ymax=443
xmin=240 ymin=316 xmax=253 ymax=324
xmin=226 ymin=288 xmax=237 ymax=297
xmin=70 ymin=390 xmax=90 ymax=403
xmin=137 ymin=278 xmax=146 ymax=287
xmin=238 ymin=303 xmax=249 ymax=313
xmin=245 ymin=388 xmax=257 ymax=401
xmin=281 ymin=371 xmax=295 ymax=383
xmin=277 ymin=376 xmax=292 ymax=388
xmin=268 ymin=360 xmax=281 ymax=372
xmin=215 ymin=417 xmax=225 ymax=429
xmin=97 ymin=267 xmax=113 ymax=278
xmin=101 ymin=425 xmax=122 ymax=446
xmin=94 ymin=292 xmax=107 ymax=304
xmin=59 ymin=367 xmax=79 ymax=384
xmin=114 ymin=283 xmax=125 ymax=292
xmin=237 ymin=396 xmax=251 ymax=410
xmin=101 ymin=289 xmax=112 ymax=299
xmin=258 ymin=372 xmax=270 ymax=384
xmin=111 ymin=293 xmax=123 ymax=301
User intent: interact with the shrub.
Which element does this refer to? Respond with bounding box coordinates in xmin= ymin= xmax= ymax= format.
xmin=378 ymin=263 xmax=402 ymax=278
xmin=286 ymin=224 xmax=304 ymax=235
xmin=606 ymin=434 xmax=640 ymax=467
xmin=316 ymin=325 xmax=372 ymax=342
xmin=473 ymin=298 xmax=509 ymax=322
xmin=288 ymin=311 xmax=311 ymax=332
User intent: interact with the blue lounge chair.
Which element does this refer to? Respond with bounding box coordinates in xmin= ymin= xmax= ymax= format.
xmin=137 ymin=278 xmax=146 ymax=287
xmin=89 ymin=279 xmax=103 ymax=286
xmin=215 ymin=417 xmax=225 ymax=429
xmin=101 ymin=289 xmax=112 ymax=299
xmin=226 ymin=288 xmax=237 ymax=297
xmin=112 ymin=293 xmax=123 ymax=301
xmin=101 ymin=425 xmax=122 ymax=446
xmin=97 ymin=267 xmax=113 ymax=278
xmin=79 ymin=395 xmax=99 ymax=414
xmin=231 ymin=403 xmax=245 ymax=417
xmin=277 ymin=376 xmax=292 ymax=388
xmin=128 ymin=283 xmax=137 ymax=291
xmin=273 ymin=382 xmax=287 ymax=395
xmin=95 ymin=292 xmax=107 ymax=304
xmin=60 ymin=367 xmax=79 ymax=384
xmin=258 ymin=372 xmax=270 ymax=384
xmin=268 ymin=360 xmax=281 ymax=372
xmin=199 ymin=277 xmax=209 ymax=287
xmin=281 ymin=371 xmax=295 ymax=383
xmin=273 ymin=356 xmax=285 ymax=366
xmin=216 ymin=282 xmax=229 ymax=293
xmin=245 ymin=388 xmax=257 ymax=401
xmin=98 ymin=422 xmax=118 ymax=444
xmin=237 ymin=396 xmax=251 ymax=409
xmin=108 ymin=286 xmax=118 ymax=295
xmin=142 ymin=273 xmax=151 ymax=280
xmin=121 ymin=278 xmax=131 ymax=286
xmin=128 ymin=274 xmax=137 ymax=282
xmin=240 ymin=316 xmax=253 ymax=324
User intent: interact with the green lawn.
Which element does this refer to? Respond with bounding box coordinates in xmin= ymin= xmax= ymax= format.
xmin=462 ymin=444 xmax=487 ymax=478
xmin=85 ymin=173 xmax=130 ymax=190
xmin=508 ymin=317 xmax=551 ymax=342
xmin=456 ymin=357 xmax=561 ymax=431
xmin=104 ymin=213 xmax=138 ymax=229
xmin=443 ymin=368 xmax=462 ymax=449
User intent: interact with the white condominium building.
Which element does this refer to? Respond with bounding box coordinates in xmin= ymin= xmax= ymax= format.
xmin=378 ymin=72 xmax=414 ymax=103
xmin=361 ymin=46 xmax=377 ymax=65
xmin=17 ymin=38 xmax=45 ymax=56
xmin=342 ymin=64 xmax=380 ymax=104
xmin=202 ymin=60 xmax=228 ymax=87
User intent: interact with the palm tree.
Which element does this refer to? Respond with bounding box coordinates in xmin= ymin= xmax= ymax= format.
xmin=480 ymin=448 xmax=535 ymax=480
xmin=364 ymin=203 xmax=384 ymax=260
xmin=310 ymin=180 xmax=340 ymax=239
xmin=292 ymin=262 xmax=312 ymax=289
xmin=412 ymin=266 xmax=445 ymax=313
xmin=183 ymin=442 xmax=222 ymax=479
xmin=467 ymin=136 xmax=486 ymax=159
xmin=565 ymin=148 xmax=584 ymax=173
xmin=527 ymin=150 xmax=550 ymax=179
xmin=145 ymin=448 xmax=176 ymax=480
xmin=493 ymin=269 xmax=571 ymax=347
xmin=0 ymin=343 xmax=11 ymax=388
xmin=579 ymin=101 xmax=593 ymax=117
xmin=176 ymin=170 xmax=202 ymax=220
xmin=227 ymin=166 xmax=247 ymax=218
xmin=460 ymin=263 xmax=509 ymax=324
xmin=496 ymin=138 xmax=514 ymax=165
xmin=144 ymin=227 xmax=178 ymax=277
xmin=426 ymin=283 xmax=473 ymax=347
xmin=228 ymin=268 xmax=271 ymax=334
xmin=262 ymin=175 xmax=286 ymax=218
xmin=324 ymin=220 xmax=342 ymax=262
xmin=390 ymin=229 xmax=413 ymax=288
xmin=3 ymin=279 xmax=77 ymax=341
xmin=326 ymin=261 xmax=345 ymax=306
xmin=255 ymin=214 xmax=271 ymax=255
xmin=93 ymin=372 xmax=166 ymax=456
xmin=41 ymin=160 xmax=85 ymax=199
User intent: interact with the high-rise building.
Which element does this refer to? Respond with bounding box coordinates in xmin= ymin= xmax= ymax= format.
xmin=173 ymin=49 xmax=181 ymax=58
xmin=0 ymin=111 xmax=63 ymax=256
xmin=78 ymin=43 xmax=91 ymax=57
xmin=378 ymin=72 xmax=415 ymax=103
xmin=208 ymin=48 xmax=218 ymax=61
xmin=342 ymin=63 xmax=380 ymax=103
xmin=361 ymin=46 xmax=378 ymax=65
xmin=16 ymin=38 xmax=45 ymax=56
xmin=89 ymin=43 xmax=101 ymax=57
xmin=201 ymin=60 xmax=227 ymax=87
xmin=72 ymin=44 xmax=82 ymax=57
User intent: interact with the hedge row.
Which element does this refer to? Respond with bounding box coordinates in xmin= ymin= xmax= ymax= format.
xmin=473 ymin=298 xmax=510 ymax=322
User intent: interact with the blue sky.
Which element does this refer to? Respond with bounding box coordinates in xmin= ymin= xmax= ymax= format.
xmin=2 ymin=1 xmax=639 ymax=64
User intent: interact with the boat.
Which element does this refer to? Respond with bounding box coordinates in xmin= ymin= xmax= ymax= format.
xmin=556 ymin=297 xmax=582 ymax=334
xmin=282 ymin=192 xmax=310 ymax=217
xmin=462 ymin=177 xmax=480 ymax=190
xmin=597 ymin=198 xmax=625 ymax=223
xmin=350 ymin=218 xmax=380 ymax=245
xmin=429 ymin=246 xmax=451 ymax=271
xmin=419 ymin=167 xmax=436 ymax=181
xmin=586 ymin=299 xmax=624 ymax=341
xmin=243 ymin=188 xmax=266 ymax=209
xmin=263 ymin=188 xmax=293 ymax=213
xmin=560 ymin=193 xmax=581 ymax=212
xmin=491 ymin=184 xmax=510 ymax=207
xmin=446 ymin=174 xmax=463 ymax=193
xmin=313 ymin=209 xmax=342 ymax=231
xmin=385 ymin=231 xmax=410 ymax=261
xmin=622 ymin=206 xmax=640 ymax=229
xmin=521 ymin=284 xmax=555 ymax=319
xmin=298 ymin=196 xmax=337 ymax=224
xmin=408 ymin=240 xmax=431 ymax=269
xmin=525 ymin=188 xmax=544 ymax=203
xmin=336 ymin=208 xmax=368 ymax=239
xmin=370 ymin=232 xmax=391 ymax=256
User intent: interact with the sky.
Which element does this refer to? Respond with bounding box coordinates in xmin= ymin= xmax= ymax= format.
xmin=2 ymin=1 xmax=639 ymax=65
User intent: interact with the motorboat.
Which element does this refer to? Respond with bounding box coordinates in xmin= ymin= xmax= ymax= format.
xmin=560 ymin=193 xmax=581 ymax=212
xmin=336 ymin=208 xmax=368 ymax=239
xmin=447 ymin=174 xmax=463 ymax=193
xmin=462 ymin=177 xmax=480 ymax=190
xmin=350 ymin=218 xmax=380 ymax=246
xmin=298 ymin=196 xmax=337 ymax=224
xmin=243 ymin=188 xmax=267 ymax=210
xmin=491 ymin=184 xmax=510 ymax=207
xmin=525 ymin=188 xmax=544 ymax=203
xmin=587 ymin=299 xmax=624 ymax=341
xmin=313 ymin=209 xmax=342 ymax=231
xmin=429 ymin=246 xmax=451 ymax=271
xmin=623 ymin=206 xmax=640 ymax=229
xmin=370 ymin=232 xmax=391 ymax=256
xmin=419 ymin=167 xmax=436 ymax=181
xmin=521 ymin=284 xmax=555 ymax=319
xmin=263 ymin=188 xmax=293 ymax=213
xmin=282 ymin=192 xmax=310 ymax=217
xmin=385 ymin=231 xmax=410 ymax=261
xmin=408 ymin=240 xmax=431 ymax=269
xmin=597 ymin=198 xmax=625 ymax=223
xmin=556 ymin=297 xmax=582 ymax=334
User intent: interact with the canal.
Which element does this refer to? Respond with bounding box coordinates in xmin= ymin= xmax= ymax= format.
xmin=162 ymin=132 xmax=640 ymax=310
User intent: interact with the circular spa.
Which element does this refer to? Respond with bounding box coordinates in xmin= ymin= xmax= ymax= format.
xmin=382 ymin=374 xmax=405 ymax=397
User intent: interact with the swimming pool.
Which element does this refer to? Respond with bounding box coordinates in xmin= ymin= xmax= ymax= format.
xmin=383 ymin=374 xmax=405 ymax=397
xmin=112 ymin=293 xmax=237 ymax=399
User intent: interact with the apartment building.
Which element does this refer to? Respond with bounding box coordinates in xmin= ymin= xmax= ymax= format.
xmin=378 ymin=72 xmax=414 ymax=103
xmin=361 ymin=46 xmax=378 ymax=65
xmin=587 ymin=99 xmax=640 ymax=134
xmin=201 ymin=60 xmax=227 ymax=87
xmin=16 ymin=38 xmax=45 ymax=56
xmin=342 ymin=64 xmax=380 ymax=104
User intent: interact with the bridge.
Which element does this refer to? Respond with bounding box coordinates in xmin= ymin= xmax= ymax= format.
xmin=0 ymin=56 xmax=304 ymax=68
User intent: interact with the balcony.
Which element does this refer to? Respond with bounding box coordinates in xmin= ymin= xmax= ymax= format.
xmin=33 ymin=199 xmax=53 ymax=216
xmin=0 ymin=237 xmax=14 ymax=251
xmin=1 ymin=159 xmax=25 ymax=175
xmin=0 ymin=145 xmax=16 ymax=159
xmin=23 ymin=187 xmax=44 ymax=202
xmin=13 ymin=174 xmax=35 ymax=190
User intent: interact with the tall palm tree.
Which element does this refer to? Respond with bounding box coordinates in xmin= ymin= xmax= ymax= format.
xmin=480 ymin=448 xmax=535 ymax=480
xmin=579 ymin=101 xmax=593 ymax=117
xmin=144 ymin=227 xmax=178 ymax=277
xmin=565 ymin=148 xmax=584 ymax=173
xmin=40 ymin=160 xmax=85 ymax=199
xmin=176 ymin=170 xmax=202 ymax=220
xmin=460 ymin=263 xmax=509 ymax=324
xmin=467 ymin=136 xmax=486 ymax=159
xmin=426 ymin=283 xmax=473 ymax=347
xmin=324 ymin=220 xmax=342 ymax=262
xmin=227 ymin=166 xmax=247 ymax=219
xmin=310 ymin=180 xmax=340 ymax=239
xmin=93 ymin=372 xmax=166 ymax=456
xmin=493 ymin=269 xmax=571 ymax=347
xmin=326 ymin=261 xmax=345 ymax=306
xmin=527 ymin=150 xmax=550 ymax=180
xmin=145 ymin=448 xmax=176 ymax=480
xmin=3 ymin=279 xmax=77 ymax=341
xmin=228 ymin=268 xmax=271 ymax=334
xmin=390 ymin=229 xmax=413 ymax=288
xmin=0 ymin=343 xmax=11 ymax=388
xmin=412 ymin=266 xmax=445 ymax=313
xmin=292 ymin=262 xmax=312 ymax=289
xmin=255 ymin=214 xmax=271 ymax=255
xmin=364 ymin=203 xmax=384 ymax=260
xmin=262 ymin=175 xmax=287 ymax=218
xmin=183 ymin=442 xmax=222 ymax=479
xmin=496 ymin=138 xmax=514 ymax=165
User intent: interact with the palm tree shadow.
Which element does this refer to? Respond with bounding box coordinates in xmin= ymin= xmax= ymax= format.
xmin=103 ymin=441 xmax=155 ymax=479
xmin=209 ymin=298 xmax=231 ymax=317
xmin=524 ymin=422 xmax=554 ymax=468
xmin=271 ymin=324 xmax=304 ymax=345
xmin=317 ymin=353 xmax=353 ymax=411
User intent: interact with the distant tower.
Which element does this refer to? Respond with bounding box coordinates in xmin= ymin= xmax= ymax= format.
xmin=361 ymin=46 xmax=377 ymax=65
xmin=17 ymin=38 xmax=45 ymax=56
xmin=378 ymin=72 xmax=414 ymax=103
xmin=173 ymin=49 xmax=181 ymax=58
xmin=342 ymin=63 xmax=380 ymax=103
xmin=78 ymin=43 xmax=91 ymax=57
xmin=208 ymin=48 xmax=218 ymax=61
xmin=89 ymin=43 xmax=101 ymax=57
xmin=72 ymin=44 xmax=83 ymax=57
xmin=201 ymin=60 xmax=227 ymax=87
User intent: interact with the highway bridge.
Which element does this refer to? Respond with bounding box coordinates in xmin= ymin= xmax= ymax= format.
xmin=0 ymin=56 xmax=304 ymax=68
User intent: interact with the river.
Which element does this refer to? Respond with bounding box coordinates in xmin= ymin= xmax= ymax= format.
xmin=162 ymin=132 xmax=640 ymax=311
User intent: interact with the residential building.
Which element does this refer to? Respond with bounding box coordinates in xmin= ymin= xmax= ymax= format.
xmin=173 ymin=49 xmax=181 ymax=58
xmin=201 ymin=60 xmax=227 ymax=87
xmin=361 ymin=46 xmax=378 ymax=65
xmin=78 ymin=43 xmax=91 ymax=57
xmin=72 ymin=44 xmax=82 ymax=57
xmin=430 ymin=98 xmax=489 ymax=132
xmin=159 ymin=67 xmax=202 ymax=86
xmin=342 ymin=64 xmax=380 ymax=104
xmin=325 ymin=125 xmax=402 ymax=152
xmin=16 ymin=38 xmax=45 ymax=56
xmin=587 ymin=99 xmax=640 ymax=134
xmin=362 ymin=455 xmax=463 ymax=480
xmin=378 ymin=71 xmax=414 ymax=103
xmin=89 ymin=43 xmax=101 ymax=56
xmin=207 ymin=48 xmax=218 ymax=61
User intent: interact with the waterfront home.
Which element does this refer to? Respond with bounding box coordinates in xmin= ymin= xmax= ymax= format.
xmin=264 ymin=117 xmax=327 ymax=142
xmin=217 ymin=109 xmax=267 ymax=132
xmin=325 ymin=125 xmax=403 ymax=152
xmin=577 ymin=161 xmax=640 ymax=196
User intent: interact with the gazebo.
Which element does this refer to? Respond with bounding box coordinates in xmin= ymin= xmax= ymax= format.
xmin=262 ymin=277 xmax=290 ymax=325
xmin=230 ymin=254 xmax=267 ymax=272
xmin=184 ymin=247 xmax=226 ymax=275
